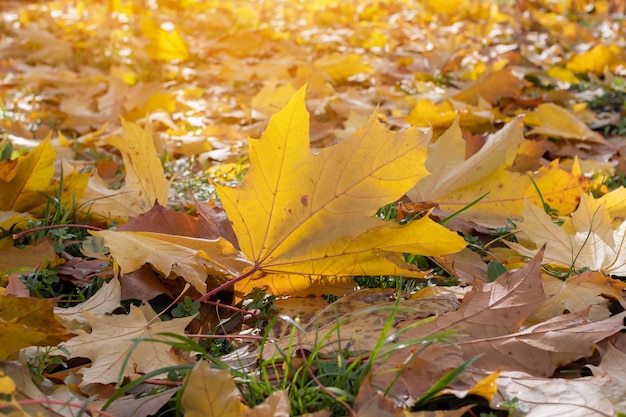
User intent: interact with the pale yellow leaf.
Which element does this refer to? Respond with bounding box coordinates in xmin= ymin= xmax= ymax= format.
xmin=408 ymin=117 xmax=586 ymax=227
xmin=525 ymin=103 xmax=606 ymax=141
xmin=528 ymin=273 xmax=613 ymax=324
xmin=508 ymin=194 xmax=626 ymax=275
xmin=246 ymin=390 xmax=290 ymax=417
xmin=81 ymin=119 xmax=170 ymax=221
xmin=54 ymin=278 xmax=122 ymax=329
xmin=60 ymin=305 xmax=193 ymax=385
xmin=410 ymin=117 xmax=524 ymax=200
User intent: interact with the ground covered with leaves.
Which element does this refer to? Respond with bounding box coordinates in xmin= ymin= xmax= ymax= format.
xmin=2 ymin=0 xmax=626 ymax=416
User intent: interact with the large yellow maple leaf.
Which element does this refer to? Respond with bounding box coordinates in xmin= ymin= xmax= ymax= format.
xmin=215 ymin=87 xmax=466 ymax=283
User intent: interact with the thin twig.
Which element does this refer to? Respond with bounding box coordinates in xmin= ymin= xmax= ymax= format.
xmin=0 ymin=399 xmax=117 ymax=417
xmin=190 ymin=333 xmax=273 ymax=342
xmin=13 ymin=224 xmax=104 ymax=240
xmin=201 ymin=299 xmax=261 ymax=318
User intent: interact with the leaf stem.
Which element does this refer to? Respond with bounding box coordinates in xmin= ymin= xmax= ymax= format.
xmin=196 ymin=263 xmax=261 ymax=303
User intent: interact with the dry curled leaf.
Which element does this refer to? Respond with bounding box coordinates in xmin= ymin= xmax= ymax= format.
xmin=509 ymin=193 xmax=626 ymax=275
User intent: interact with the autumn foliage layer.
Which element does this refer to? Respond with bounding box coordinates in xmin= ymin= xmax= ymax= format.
xmin=2 ymin=0 xmax=626 ymax=416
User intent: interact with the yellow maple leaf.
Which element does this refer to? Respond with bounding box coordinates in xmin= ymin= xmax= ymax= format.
xmin=566 ymin=44 xmax=625 ymax=76
xmin=216 ymin=86 xmax=466 ymax=293
xmin=0 ymin=296 xmax=74 ymax=360
xmin=408 ymin=118 xmax=586 ymax=227
xmin=525 ymin=103 xmax=607 ymax=142
xmin=0 ymin=139 xmax=55 ymax=212
xmin=0 ymin=137 xmax=89 ymax=215
xmin=314 ymin=52 xmax=372 ymax=83
xmin=97 ymin=87 xmax=465 ymax=297
xmin=140 ymin=17 xmax=189 ymax=61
